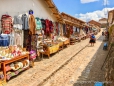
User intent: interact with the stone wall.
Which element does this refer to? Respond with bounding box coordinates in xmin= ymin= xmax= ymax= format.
xmin=104 ymin=25 xmax=114 ymax=86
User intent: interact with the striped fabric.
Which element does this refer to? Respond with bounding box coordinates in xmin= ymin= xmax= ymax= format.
xmin=1 ymin=15 xmax=13 ymax=34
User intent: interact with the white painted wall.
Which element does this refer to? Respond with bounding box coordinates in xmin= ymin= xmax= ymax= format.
xmin=0 ymin=0 xmax=57 ymax=24
xmin=0 ymin=0 xmax=57 ymax=47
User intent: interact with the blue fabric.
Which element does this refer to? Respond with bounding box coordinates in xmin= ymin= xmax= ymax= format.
xmin=104 ymin=43 xmax=107 ymax=47
xmin=92 ymin=35 xmax=95 ymax=38
xmin=35 ymin=17 xmax=42 ymax=30
xmin=94 ymin=82 xmax=103 ymax=86
xmin=0 ymin=35 xmax=9 ymax=46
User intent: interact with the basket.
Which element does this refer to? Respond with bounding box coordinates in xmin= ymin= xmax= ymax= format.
xmin=63 ymin=39 xmax=70 ymax=45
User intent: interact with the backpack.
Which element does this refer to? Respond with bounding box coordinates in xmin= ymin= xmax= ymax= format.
xmin=1 ymin=14 xmax=13 ymax=34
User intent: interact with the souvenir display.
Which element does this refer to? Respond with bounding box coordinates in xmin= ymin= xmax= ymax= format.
xmin=0 ymin=3 xmax=101 ymax=85
xmin=0 ymin=46 xmax=29 ymax=60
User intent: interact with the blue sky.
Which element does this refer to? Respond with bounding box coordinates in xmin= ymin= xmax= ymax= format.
xmin=53 ymin=0 xmax=114 ymax=22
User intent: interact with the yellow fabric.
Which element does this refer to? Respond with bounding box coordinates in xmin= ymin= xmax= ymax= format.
xmin=58 ymin=42 xmax=63 ymax=47
xmin=0 ymin=80 xmax=6 ymax=86
xmin=49 ymin=44 xmax=59 ymax=54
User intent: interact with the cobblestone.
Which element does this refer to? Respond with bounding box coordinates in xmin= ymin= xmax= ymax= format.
xmin=43 ymin=31 xmax=108 ymax=86
xmin=7 ymin=31 xmax=103 ymax=86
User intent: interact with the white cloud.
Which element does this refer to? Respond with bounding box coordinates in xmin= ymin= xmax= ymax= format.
xmin=75 ymin=7 xmax=114 ymax=22
xmin=80 ymin=0 xmax=99 ymax=4
xmin=103 ymin=0 xmax=109 ymax=6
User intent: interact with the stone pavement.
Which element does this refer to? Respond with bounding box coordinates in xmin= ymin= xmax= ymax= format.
xmin=42 ymin=33 xmax=108 ymax=86
xmin=7 ymin=31 xmax=102 ymax=86
xmin=73 ymin=36 xmax=108 ymax=86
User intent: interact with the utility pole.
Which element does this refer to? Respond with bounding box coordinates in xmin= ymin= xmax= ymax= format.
xmin=103 ymin=0 xmax=109 ymax=29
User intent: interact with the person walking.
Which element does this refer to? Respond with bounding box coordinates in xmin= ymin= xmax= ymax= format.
xmin=89 ymin=33 xmax=96 ymax=46
xmin=102 ymin=31 xmax=104 ymax=36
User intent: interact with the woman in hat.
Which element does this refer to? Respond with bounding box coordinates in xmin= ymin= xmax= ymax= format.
xmin=89 ymin=33 xmax=96 ymax=46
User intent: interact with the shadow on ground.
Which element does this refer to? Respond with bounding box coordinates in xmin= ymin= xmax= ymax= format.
xmin=73 ymin=36 xmax=108 ymax=86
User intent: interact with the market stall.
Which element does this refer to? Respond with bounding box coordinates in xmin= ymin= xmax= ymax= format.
xmin=0 ymin=10 xmax=38 ymax=83
xmin=57 ymin=36 xmax=70 ymax=47
xmin=38 ymin=36 xmax=69 ymax=58
xmin=0 ymin=0 xmax=89 ymax=85
xmin=61 ymin=12 xmax=86 ymax=44
xmin=0 ymin=46 xmax=29 ymax=82
xmin=39 ymin=43 xmax=59 ymax=58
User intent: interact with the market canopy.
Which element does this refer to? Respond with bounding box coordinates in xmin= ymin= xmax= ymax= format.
xmin=88 ymin=20 xmax=101 ymax=28
xmin=44 ymin=0 xmax=63 ymax=23
xmin=61 ymin=12 xmax=86 ymax=27
xmin=83 ymin=23 xmax=91 ymax=28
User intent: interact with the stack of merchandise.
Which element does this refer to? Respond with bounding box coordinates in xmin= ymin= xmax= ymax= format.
xmin=0 ymin=45 xmax=29 ymax=61
xmin=6 ymin=59 xmax=30 ymax=80
xmin=57 ymin=36 xmax=68 ymax=42
xmin=70 ymin=35 xmax=76 ymax=44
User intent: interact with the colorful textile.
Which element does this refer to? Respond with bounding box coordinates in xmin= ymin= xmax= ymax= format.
xmin=31 ymin=34 xmax=38 ymax=52
xmin=45 ymin=19 xmax=50 ymax=36
xmin=24 ymin=30 xmax=31 ymax=51
xmin=13 ymin=15 xmax=22 ymax=29
xmin=35 ymin=17 xmax=42 ymax=30
xmin=70 ymin=26 xmax=73 ymax=35
xmin=8 ymin=32 xmax=15 ymax=45
xmin=41 ymin=19 xmax=46 ymax=30
xmin=6 ymin=73 xmax=11 ymax=80
xmin=30 ymin=50 xmax=36 ymax=61
xmin=56 ymin=22 xmax=59 ymax=35
xmin=0 ymin=34 xmax=9 ymax=46
xmin=0 ymin=74 xmax=4 ymax=80
xmin=29 ymin=15 xmax=36 ymax=34
xmin=1 ymin=14 xmax=13 ymax=34
xmin=49 ymin=21 xmax=53 ymax=33
xmin=22 ymin=14 xmax=29 ymax=30
xmin=14 ymin=32 xmax=22 ymax=46
xmin=24 ymin=30 xmax=38 ymax=52
xmin=26 ymin=34 xmax=32 ymax=51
